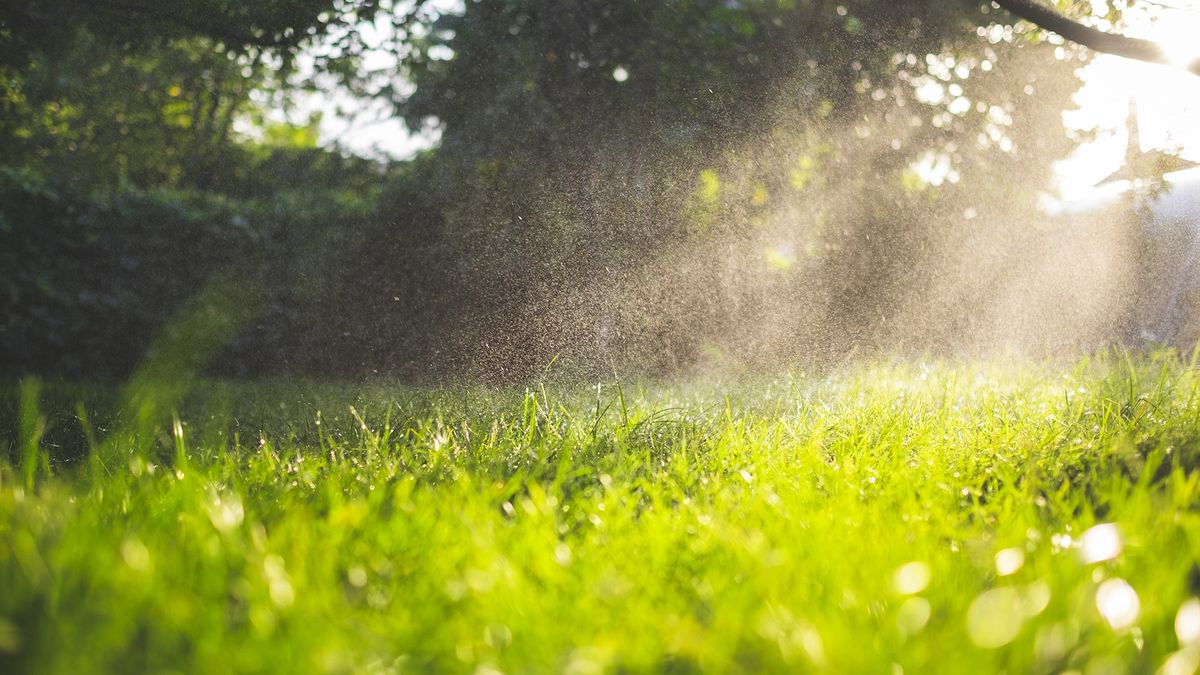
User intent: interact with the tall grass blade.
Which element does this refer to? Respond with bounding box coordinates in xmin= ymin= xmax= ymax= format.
xmin=18 ymin=377 xmax=46 ymax=491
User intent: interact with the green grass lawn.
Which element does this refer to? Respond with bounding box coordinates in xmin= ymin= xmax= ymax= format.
xmin=5 ymin=353 xmax=1200 ymax=673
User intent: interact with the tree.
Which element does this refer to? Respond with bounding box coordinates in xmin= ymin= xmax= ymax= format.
xmin=0 ymin=0 xmax=396 ymax=377
xmin=0 ymin=0 xmax=1144 ymax=376
xmin=0 ymin=0 xmax=395 ymax=191
xmin=370 ymin=0 xmax=1091 ymax=374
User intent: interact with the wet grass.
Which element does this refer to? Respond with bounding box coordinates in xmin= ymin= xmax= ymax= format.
xmin=4 ymin=352 xmax=1200 ymax=673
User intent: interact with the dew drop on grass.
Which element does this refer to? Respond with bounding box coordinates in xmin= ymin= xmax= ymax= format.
xmin=121 ymin=536 xmax=151 ymax=571
xmin=264 ymin=554 xmax=295 ymax=608
xmin=555 ymin=542 xmax=572 ymax=566
xmin=893 ymin=561 xmax=931 ymax=595
xmin=1160 ymin=649 xmax=1200 ymax=675
xmin=1095 ymin=578 xmax=1139 ymax=630
xmin=483 ymin=623 xmax=512 ymax=649
xmin=1176 ymin=599 xmax=1200 ymax=645
xmin=966 ymin=587 xmax=1024 ymax=648
xmin=897 ymin=597 xmax=932 ymax=637
xmin=1050 ymin=533 xmax=1073 ymax=552
xmin=995 ymin=548 xmax=1025 ymax=576
xmin=206 ymin=488 xmax=244 ymax=532
xmin=1079 ymin=523 xmax=1123 ymax=564
xmin=800 ymin=626 xmax=826 ymax=666
xmin=270 ymin=578 xmax=295 ymax=608
xmin=1021 ymin=581 xmax=1051 ymax=617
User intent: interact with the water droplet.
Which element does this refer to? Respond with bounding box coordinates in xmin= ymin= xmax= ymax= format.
xmin=967 ymin=587 xmax=1024 ymax=648
xmin=120 ymin=536 xmax=150 ymax=571
xmin=897 ymin=597 xmax=932 ymax=636
xmin=555 ymin=542 xmax=572 ymax=566
xmin=800 ymin=626 xmax=826 ymax=665
xmin=206 ymin=487 xmax=244 ymax=532
xmin=1176 ymin=599 xmax=1200 ymax=645
xmin=1096 ymin=578 xmax=1139 ymax=630
xmin=270 ymin=578 xmax=295 ymax=607
xmin=1022 ymin=581 xmax=1051 ymax=617
xmin=265 ymin=554 xmax=295 ymax=607
xmin=1159 ymin=648 xmax=1200 ymax=675
xmin=1080 ymin=523 xmax=1123 ymax=564
xmin=995 ymin=548 xmax=1025 ymax=576
xmin=894 ymin=561 xmax=931 ymax=595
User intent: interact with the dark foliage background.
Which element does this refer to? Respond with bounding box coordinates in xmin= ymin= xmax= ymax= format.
xmin=1 ymin=0 xmax=1144 ymax=381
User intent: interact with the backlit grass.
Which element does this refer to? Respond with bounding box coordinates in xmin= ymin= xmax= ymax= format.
xmin=4 ymin=352 xmax=1200 ymax=673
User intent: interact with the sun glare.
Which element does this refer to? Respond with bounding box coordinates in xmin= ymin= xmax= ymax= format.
xmin=1155 ymin=12 xmax=1200 ymax=69
xmin=1054 ymin=3 xmax=1200 ymax=204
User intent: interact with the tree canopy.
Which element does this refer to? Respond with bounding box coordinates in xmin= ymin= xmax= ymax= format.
xmin=1 ymin=0 xmax=1148 ymax=377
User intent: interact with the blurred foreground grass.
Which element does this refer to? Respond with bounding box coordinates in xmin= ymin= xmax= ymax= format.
xmin=5 ymin=353 xmax=1200 ymax=673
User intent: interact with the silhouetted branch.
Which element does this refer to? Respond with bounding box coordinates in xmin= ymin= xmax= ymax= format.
xmin=992 ymin=0 xmax=1200 ymax=77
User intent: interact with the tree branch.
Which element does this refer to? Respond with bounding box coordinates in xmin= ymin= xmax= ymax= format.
xmin=991 ymin=0 xmax=1200 ymax=76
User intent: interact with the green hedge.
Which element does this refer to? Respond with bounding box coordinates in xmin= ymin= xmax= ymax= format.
xmin=0 ymin=166 xmax=387 ymax=378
